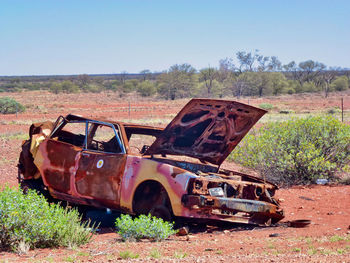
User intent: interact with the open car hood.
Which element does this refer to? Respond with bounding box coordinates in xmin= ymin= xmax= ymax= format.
xmin=145 ymin=99 xmax=266 ymax=165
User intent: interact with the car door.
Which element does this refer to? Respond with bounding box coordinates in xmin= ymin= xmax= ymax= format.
xmin=39 ymin=120 xmax=86 ymax=194
xmin=74 ymin=121 xmax=127 ymax=207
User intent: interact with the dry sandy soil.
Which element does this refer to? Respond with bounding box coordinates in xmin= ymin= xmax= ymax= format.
xmin=0 ymin=91 xmax=350 ymax=262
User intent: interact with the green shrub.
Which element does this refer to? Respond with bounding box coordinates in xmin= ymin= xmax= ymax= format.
xmin=115 ymin=214 xmax=176 ymax=242
xmin=82 ymin=84 xmax=103 ymax=93
xmin=0 ymin=97 xmax=25 ymax=114
xmin=49 ymin=81 xmax=80 ymax=94
xmin=137 ymin=80 xmax=156 ymax=97
xmin=259 ymin=103 xmax=274 ymax=110
xmin=331 ymin=76 xmax=349 ymax=91
xmin=230 ymin=116 xmax=350 ymax=186
xmin=0 ymin=187 xmax=95 ymax=251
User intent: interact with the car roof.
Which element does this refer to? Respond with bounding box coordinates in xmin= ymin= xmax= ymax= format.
xmin=65 ymin=114 xmax=164 ymax=131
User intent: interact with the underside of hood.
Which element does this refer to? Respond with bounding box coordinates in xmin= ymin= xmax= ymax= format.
xmin=145 ymin=99 xmax=266 ymax=165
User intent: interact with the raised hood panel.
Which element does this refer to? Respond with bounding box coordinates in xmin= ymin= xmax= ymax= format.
xmin=145 ymin=99 xmax=266 ymax=165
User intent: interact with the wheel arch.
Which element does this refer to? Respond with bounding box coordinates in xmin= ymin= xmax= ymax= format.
xmin=131 ymin=179 xmax=174 ymax=216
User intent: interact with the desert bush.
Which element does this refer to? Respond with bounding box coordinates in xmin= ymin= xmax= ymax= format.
xmin=122 ymin=80 xmax=137 ymax=93
xmin=49 ymin=81 xmax=79 ymax=94
xmin=0 ymin=97 xmax=25 ymax=114
xmin=331 ymin=76 xmax=349 ymax=91
xmin=82 ymin=84 xmax=103 ymax=93
xmin=115 ymin=214 xmax=176 ymax=242
xmin=137 ymin=80 xmax=156 ymax=97
xmin=259 ymin=103 xmax=274 ymax=110
xmin=230 ymin=116 xmax=350 ymax=186
xmin=0 ymin=187 xmax=94 ymax=251
xmin=302 ymin=82 xmax=319 ymax=92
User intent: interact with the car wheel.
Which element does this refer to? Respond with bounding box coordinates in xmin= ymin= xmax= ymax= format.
xmin=149 ymin=204 xmax=172 ymax=222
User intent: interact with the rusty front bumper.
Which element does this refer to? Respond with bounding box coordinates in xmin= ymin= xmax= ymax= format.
xmin=182 ymin=194 xmax=284 ymax=225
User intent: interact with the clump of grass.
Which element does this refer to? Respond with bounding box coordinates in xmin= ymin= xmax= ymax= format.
xmin=0 ymin=132 xmax=28 ymax=141
xmin=329 ymin=235 xmax=345 ymax=242
xmin=119 ymin=250 xmax=139 ymax=259
xmin=292 ymin=247 xmax=301 ymax=253
xmin=267 ymin=242 xmax=275 ymax=249
xmin=174 ymin=251 xmax=187 ymax=259
xmin=149 ymin=248 xmax=162 ymax=258
xmin=307 ymin=247 xmax=318 ymax=255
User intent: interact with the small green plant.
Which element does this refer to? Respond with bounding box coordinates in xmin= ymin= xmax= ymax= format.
xmin=307 ymin=247 xmax=318 ymax=255
xmin=119 ymin=250 xmax=139 ymax=259
xmin=149 ymin=248 xmax=162 ymax=258
xmin=44 ymin=256 xmax=54 ymax=262
xmin=259 ymin=103 xmax=274 ymax=110
xmin=174 ymin=251 xmax=187 ymax=259
xmin=0 ymin=187 xmax=95 ymax=251
xmin=329 ymin=235 xmax=345 ymax=242
xmin=115 ymin=214 xmax=177 ymax=242
xmin=267 ymin=242 xmax=275 ymax=249
xmin=231 ymin=116 xmax=350 ymax=186
xmin=292 ymin=247 xmax=301 ymax=252
xmin=0 ymin=97 xmax=25 ymax=114
xmin=63 ymin=255 xmax=76 ymax=262
xmin=304 ymin=237 xmax=313 ymax=244
xmin=319 ymin=248 xmax=332 ymax=255
xmin=337 ymin=248 xmax=345 ymax=254
xmin=76 ymin=251 xmax=89 ymax=257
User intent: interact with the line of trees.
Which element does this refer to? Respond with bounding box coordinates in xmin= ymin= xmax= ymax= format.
xmin=1 ymin=50 xmax=349 ymax=99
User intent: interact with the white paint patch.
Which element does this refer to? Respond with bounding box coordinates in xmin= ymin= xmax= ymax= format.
xmin=123 ymin=165 xmax=134 ymax=190
xmin=97 ymin=159 xmax=104 ymax=168
xmin=175 ymin=172 xmax=199 ymax=191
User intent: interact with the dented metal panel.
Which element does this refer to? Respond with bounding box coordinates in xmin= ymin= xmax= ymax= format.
xmin=145 ymin=99 xmax=266 ymax=165
xmin=75 ymin=151 xmax=126 ymax=202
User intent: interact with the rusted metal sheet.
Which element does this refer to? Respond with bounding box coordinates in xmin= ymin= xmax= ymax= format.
xmin=18 ymin=99 xmax=284 ymax=226
xmin=145 ymin=99 xmax=266 ymax=165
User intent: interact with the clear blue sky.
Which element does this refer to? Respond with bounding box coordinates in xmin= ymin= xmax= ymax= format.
xmin=1 ymin=0 xmax=349 ymax=75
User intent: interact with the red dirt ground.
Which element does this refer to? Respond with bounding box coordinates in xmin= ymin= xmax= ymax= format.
xmin=0 ymin=91 xmax=350 ymax=262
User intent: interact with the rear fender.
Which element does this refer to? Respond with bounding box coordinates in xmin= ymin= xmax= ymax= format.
xmin=18 ymin=121 xmax=54 ymax=180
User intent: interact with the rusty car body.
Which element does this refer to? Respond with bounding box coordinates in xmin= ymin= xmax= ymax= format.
xmin=18 ymin=99 xmax=284 ymax=225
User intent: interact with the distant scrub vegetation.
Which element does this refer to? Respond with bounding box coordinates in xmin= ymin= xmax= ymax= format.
xmin=0 ymin=50 xmax=349 ymax=99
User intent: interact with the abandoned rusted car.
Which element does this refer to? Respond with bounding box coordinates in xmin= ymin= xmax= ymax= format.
xmin=18 ymin=99 xmax=284 ymax=225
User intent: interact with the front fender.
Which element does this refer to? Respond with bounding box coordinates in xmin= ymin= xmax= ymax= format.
xmin=120 ymin=156 xmax=197 ymax=216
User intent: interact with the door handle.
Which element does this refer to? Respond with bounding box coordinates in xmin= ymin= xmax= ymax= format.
xmin=82 ymin=152 xmax=90 ymax=157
